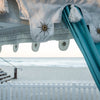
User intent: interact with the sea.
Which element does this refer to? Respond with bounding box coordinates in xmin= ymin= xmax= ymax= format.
xmin=0 ymin=57 xmax=87 ymax=68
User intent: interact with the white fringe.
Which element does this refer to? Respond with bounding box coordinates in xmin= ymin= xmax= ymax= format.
xmin=0 ymin=0 xmax=9 ymax=14
xmin=69 ymin=5 xmax=82 ymax=23
xmin=59 ymin=40 xmax=70 ymax=51
xmin=32 ymin=43 xmax=40 ymax=52
xmin=13 ymin=44 xmax=19 ymax=52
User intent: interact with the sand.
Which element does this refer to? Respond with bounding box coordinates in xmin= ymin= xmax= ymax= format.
xmin=15 ymin=66 xmax=94 ymax=82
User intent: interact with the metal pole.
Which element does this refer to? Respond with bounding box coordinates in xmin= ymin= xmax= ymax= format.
xmin=14 ymin=67 xmax=17 ymax=79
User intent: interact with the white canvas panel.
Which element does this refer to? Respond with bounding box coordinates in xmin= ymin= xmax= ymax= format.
xmin=0 ymin=0 xmax=9 ymax=14
xmin=16 ymin=0 xmax=100 ymax=42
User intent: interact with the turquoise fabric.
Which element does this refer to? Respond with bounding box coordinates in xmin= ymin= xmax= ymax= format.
xmin=62 ymin=5 xmax=100 ymax=91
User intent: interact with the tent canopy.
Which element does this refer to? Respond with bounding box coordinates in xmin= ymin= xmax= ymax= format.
xmin=0 ymin=0 xmax=100 ymax=45
xmin=0 ymin=0 xmax=73 ymax=46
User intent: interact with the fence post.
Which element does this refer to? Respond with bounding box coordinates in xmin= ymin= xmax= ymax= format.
xmin=8 ymin=83 xmax=11 ymax=100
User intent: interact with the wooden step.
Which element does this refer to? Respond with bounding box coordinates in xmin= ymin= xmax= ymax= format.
xmin=0 ymin=77 xmax=14 ymax=84
xmin=0 ymin=72 xmax=7 ymax=76
xmin=0 ymin=75 xmax=11 ymax=80
xmin=0 ymin=68 xmax=15 ymax=83
xmin=0 ymin=70 xmax=4 ymax=73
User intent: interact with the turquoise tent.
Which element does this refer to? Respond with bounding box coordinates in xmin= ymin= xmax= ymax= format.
xmin=62 ymin=5 xmax=100 ymax=91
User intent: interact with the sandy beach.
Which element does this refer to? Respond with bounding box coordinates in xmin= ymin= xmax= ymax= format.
xmin=0 ymin=57 xmax=94 ymax=83
xmin=15 ymin=67 xmax=94 ymax=82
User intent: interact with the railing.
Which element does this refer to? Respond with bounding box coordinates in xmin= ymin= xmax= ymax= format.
xmin=0 ymin=82 xmax=100 ymax=100
xmin=0 ymin=57 xmax=17 ymax=79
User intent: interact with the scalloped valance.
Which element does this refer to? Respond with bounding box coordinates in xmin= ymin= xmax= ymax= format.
xmin=0 ymin=0 xmax=100 ymax=43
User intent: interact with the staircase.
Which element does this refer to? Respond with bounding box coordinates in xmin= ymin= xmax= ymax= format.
xmin=0 ymin=68 xmax=14 ymax=84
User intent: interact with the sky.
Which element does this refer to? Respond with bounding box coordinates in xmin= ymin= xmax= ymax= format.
xmin=0 ymin=39 xmax=83 ymax=57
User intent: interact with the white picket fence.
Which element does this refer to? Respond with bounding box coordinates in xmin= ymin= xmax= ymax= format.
xmin=0 ymin=81 xmax=100 ymax=100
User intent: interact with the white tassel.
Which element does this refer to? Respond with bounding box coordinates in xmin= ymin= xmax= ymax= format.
xmin=32 ymin=43 xmax=40 ymax=52
xmin=69 ymin=5 xmax=82 ymax=23
xmin=59 ymin=40 xmax=70 ymax=51
xmin=0 ymin=0 xmax=9 ymax=14
xmin=13 ymin=44 xmax=19 ymax=52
